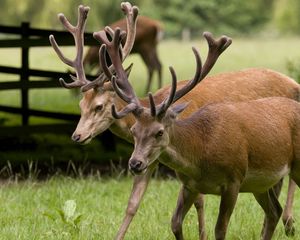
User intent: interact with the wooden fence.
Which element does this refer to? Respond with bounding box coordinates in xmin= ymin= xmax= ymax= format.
xmin=0 ymin=22 xmax=115 ymax=149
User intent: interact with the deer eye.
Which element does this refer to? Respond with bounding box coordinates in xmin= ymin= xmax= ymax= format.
xmin=155 ymin=130 xmax=164 ymax=138
xmin=130 ymin=127 xmax=135 ymax=135
xmin=95 ymin=104 xmax=103 ymax=112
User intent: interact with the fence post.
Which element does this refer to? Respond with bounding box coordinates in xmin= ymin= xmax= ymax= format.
xmin=20 ymin=22 xmax=30 ymax=125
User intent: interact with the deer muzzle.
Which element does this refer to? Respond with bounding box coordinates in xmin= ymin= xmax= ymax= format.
xmin=71 ymin=132 xmax=92 ymax=145
xmin=128 ymin=158 xmax=147 ymax=175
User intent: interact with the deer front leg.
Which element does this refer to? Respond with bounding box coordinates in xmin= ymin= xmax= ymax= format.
xmin=171 ymin=185 xmax=199 ymax=240
xmin=215 ymin=183 xmax=240 ymax=240
xmin=193 ymin=194 xmax=207 ymax=240
xmin=282 ymin=178 xmax=296 ymax=236
xmin=115 ymin=161 xmax=159 ymax=240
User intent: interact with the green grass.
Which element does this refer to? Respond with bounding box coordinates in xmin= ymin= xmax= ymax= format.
xmin=0 ymin=176 xmax=299 ymax=239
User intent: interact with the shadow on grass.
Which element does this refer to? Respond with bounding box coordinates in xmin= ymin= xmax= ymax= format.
xmin=0 ymin=131 xmax=134 ymax=180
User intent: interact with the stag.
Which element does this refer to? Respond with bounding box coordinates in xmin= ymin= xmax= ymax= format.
xmin=50 ymin=3 xmax=298 ymax=239
xmin=100 ymin=28 xmax=300 ymax=240
xmin=83 ymin=16 xmax=163 ymax=94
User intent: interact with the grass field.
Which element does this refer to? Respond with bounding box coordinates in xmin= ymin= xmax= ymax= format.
xmin=1 ymin=37 xmax=300 ymax=239
xmin=0 ymin=176 xmax=299 ymax=240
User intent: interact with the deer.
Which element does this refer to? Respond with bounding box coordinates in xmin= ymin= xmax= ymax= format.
xmin=83 ymin=16 xmax=163 ymax=94
xmin=49 ymin=3 xmax=298 ymax=240
xmin=98 ymin=26 xmax=300 ymax=240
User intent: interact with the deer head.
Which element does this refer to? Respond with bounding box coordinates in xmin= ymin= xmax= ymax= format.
xmin=50 ymin=3 xmax=138 ymax=144
xmin=98 ymin=27 xmax=231 ymax=173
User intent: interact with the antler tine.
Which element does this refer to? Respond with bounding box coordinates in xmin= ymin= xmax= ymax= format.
xmin=200 ymin=32 xmax=232 ymax=79
xmin=111 ymin=103 xmax=138 ymax=119
xmin=104 ymin=26 xmax=115 ymax=39
xmin=111 ymin=75 xmax=133 ymax=103
xmin=156 ymin=66 xmax=178 ymax=115
xmin=49 ymin=35 xmax=73 ymax=66
xmin=157 ymin=47 xmax=201 ymax=115
xmin=49 ymin=5 xmax=91 ymax=89
xmin=120 ymin=2 xmax=139 ymax=60
xmin=148 ymin=93 xmax=156 ymax=117
xmin=98 ymin=44 xmax=113 ymax=80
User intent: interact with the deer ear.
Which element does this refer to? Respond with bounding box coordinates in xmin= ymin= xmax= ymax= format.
xmin=125 ymin=63 xmax=134 ymax=77
xmin=171 ymin=102 xmax=189 ymax=116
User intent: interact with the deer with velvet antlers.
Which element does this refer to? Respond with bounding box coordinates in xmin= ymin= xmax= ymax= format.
xmin=50 ymin=3 xmax=299 ymax=240
xmin=97 ymin=20 xmax=300 ymax=239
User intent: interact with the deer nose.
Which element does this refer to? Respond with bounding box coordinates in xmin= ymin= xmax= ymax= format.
xmin=129 ymin=158 xmax=143 ymax=173
xmin=72 ymin=134 xmax=81 ymax=142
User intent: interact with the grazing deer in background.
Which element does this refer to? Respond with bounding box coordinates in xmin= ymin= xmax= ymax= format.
xmin=83 ymin=16 xmax=163 ymax=94
xmin=99 ymin=27 xmax=300 ymax=240
xmin=50 ymin=3 xmax=298 ymax=240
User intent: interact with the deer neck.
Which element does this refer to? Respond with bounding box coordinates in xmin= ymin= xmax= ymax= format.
xmin=159 ymin=113 xmax=212 ymax=178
